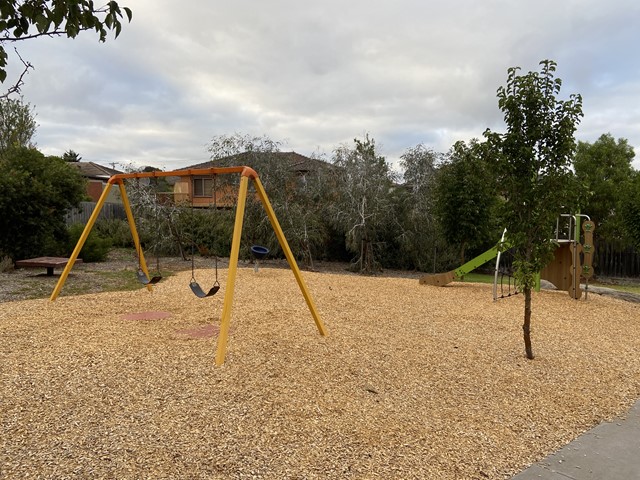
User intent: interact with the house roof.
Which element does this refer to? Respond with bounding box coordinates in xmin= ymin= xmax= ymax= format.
xmin=71 ymin=162 xmax=123 ymax=180
xmin=178 ymin=151 xmax=333 ymax=175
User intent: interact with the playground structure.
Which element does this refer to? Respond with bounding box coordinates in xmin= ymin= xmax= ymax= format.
xmin=419 ymin=214 xmax=596 ymax=300
xmin=50 ymin=165 xmax=327 ymax=365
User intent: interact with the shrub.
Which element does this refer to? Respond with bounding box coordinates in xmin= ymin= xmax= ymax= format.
xmin=0 ymin=147 xmax=86 ymax=260
xmin=176 ymin=208 xmax=235 ymax=258
xmin=95 ymin=218 xmax=134 ymax=248
xmin=0 ymin=255 xmax=13 ymax=272
xmin=67 ymin=223 xmax=112 ymax=262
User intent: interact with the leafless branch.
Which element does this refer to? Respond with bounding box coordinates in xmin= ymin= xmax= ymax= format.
xmin=0 ymin=48 xmax=34 ymax=99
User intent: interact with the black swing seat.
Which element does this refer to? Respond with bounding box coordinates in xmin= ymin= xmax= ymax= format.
xmin=137 ymin=269 xmax=162 ymax=285
xmin=189 ymin=279 xmax=220 ymax=298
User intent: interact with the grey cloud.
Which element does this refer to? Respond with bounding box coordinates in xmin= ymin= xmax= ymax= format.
xmin=3 ymin=0 xmax=639 ymax=171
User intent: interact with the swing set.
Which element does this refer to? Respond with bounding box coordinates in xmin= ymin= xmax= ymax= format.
xmin=50 ymin=165 xmax=327 ymax=365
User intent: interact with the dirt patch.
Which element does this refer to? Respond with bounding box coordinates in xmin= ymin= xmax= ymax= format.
xmin=1 ymin=263 xmax=639 ymax=479
xmin=0 ymin=250 xmax=364 ymax=303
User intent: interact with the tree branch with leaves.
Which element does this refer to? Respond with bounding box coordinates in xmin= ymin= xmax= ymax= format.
xmin=0 ymin=0 xmax=132 ymax=96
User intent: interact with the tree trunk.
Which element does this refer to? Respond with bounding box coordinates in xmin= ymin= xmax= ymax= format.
xmin=459 ymin=242 xmax=466 ymax=281
xmin=167 ymin=219 xmax=188 ymax=261
xmin=523 ymin=285 xmax=534 ymax=359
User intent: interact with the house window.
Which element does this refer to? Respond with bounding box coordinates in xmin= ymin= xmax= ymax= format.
xmin=192 ymin=177 xmax=213 ymax=197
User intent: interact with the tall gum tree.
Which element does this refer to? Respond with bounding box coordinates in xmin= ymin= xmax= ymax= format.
xmin=484 ymin=60 xmax=583 ymax=360
xmin=331 ymin=135 xmax=396 ymax=273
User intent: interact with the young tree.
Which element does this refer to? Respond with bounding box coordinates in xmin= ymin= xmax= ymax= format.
xmin=0 ymin=96 xmax=36 ymax=152
xmin=484 ymin=60 xmax=583 ymax=359
xmin=0 ymin=0 xmax=132 ymax=96
xmin=331 ymin=134 xmax=397 ymax=273
xmin=278 ymin=155 xmax=335 ymax=269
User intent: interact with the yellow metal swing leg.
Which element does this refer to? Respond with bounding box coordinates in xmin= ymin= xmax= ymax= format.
xmin=215 ymin=175 xmax=249 ymax=366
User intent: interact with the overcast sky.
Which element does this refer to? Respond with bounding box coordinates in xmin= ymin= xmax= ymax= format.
xmin=6 ymin=0 xmax=640 ymax=172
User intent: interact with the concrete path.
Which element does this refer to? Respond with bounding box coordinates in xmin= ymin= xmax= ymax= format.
xmin=511 ymin=399 xmax=640 ymax=479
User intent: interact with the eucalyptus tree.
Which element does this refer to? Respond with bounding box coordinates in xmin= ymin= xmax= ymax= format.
xmin=207 ymin=133 xmax=300 ymax=257
xmin=484 ymin=60 xmax=583 ymax=360
xmin=277 ymin=156 xmax=334 ymax=269
xmin=331 ymin=135 xmax=397 ymax=273
xmin=398 ymin=144 xmax=453 ymax=271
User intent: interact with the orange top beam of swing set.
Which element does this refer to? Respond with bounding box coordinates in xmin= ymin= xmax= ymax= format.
xmin=107 ymin=166 xmax=259 ymax=184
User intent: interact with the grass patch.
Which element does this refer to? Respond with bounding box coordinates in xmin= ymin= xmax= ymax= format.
xmin=11 ymin=283 xmax=53 ymax=301
xmin=460 ymin=271 xmax=640 ymax=295
xmin=591 ymin=281 xmax=640 ymax=294
xmin=86 ymin=269 xmax=177 ymax=293
xmin=92 ymin=270 xmax=151 ymax=293
xmin=458 ymin=272 xmax=495 ymax=284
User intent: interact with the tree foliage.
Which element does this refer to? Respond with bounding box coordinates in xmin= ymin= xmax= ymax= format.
xmin=63 ymin=149 xmax=82 ymax=162
xmin=331 ymin=135 xmax=397 ymax=273
xmin=208 ymin=133 xmax=292 ymax=257
xmin=434 ymin=139 xmax=499 ymax=264
xmin=277 ymin=157 xmax=334 ymax=269
xmin=124 ymin=176 xmax=188 ymax=260
xmin=0 ymin=146 xmax=86 ymax=260
xmin=0 ymin=0 xmax=132 ymax=95
xmin=484 ymin=60 xmax=583 ymax=359
xmin=574 ymin=133 xmax=636 ymax=243
xmin=622 ymin=170 xmax=640 ymax=250
xmin=397 ymin=144 xmax=456 ymax=272
xmin=0 ymin=95 xmax=35 ymax=152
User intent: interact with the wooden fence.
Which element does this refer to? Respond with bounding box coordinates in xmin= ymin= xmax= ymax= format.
xmin=594 ymin=240 xmax=640 ymax=278
xmin=65 ymin=202 xmax=126 ymax=225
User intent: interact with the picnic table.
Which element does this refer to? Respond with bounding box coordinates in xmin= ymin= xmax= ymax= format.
xmin=15 ymin=257 xmax=82 ymax=276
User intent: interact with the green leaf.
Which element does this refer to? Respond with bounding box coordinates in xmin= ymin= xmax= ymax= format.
xmin=35 ymin=14 xmax=49 ymax=33
xmin=123 ymin=7 xmax=132 ymax=22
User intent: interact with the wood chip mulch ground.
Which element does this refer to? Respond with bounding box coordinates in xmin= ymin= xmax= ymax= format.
xmin=1 ymin=265 xmax=639 ymax=479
